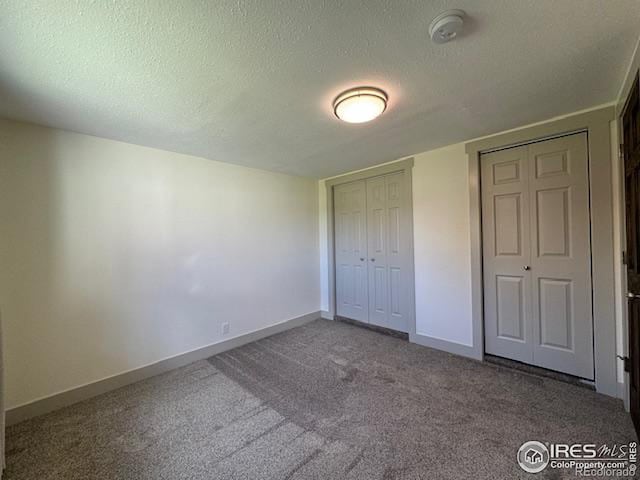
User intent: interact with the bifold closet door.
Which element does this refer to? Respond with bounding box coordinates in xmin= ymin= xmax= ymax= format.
xmin=334 ymin=181 xmax=369 ymax=322
xmin=366 ymin=172 xmax=410 ymax=333
xmin=482 ymin=133 xmax=594 ymax=379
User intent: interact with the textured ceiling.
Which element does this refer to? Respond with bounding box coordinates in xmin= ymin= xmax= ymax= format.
xmin=1 ymin=1 xmax=639 ymax=178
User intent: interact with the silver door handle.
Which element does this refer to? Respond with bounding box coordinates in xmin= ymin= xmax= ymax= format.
xmin=370 ymin=258 xmax=375 ymax=262
xmin=360 ymin=258 xmax=365 ymax=261
xmin=628 ymin=292 xmax=640 ymax=299
xmin=523 ymin=265 xmax=531 ymax=271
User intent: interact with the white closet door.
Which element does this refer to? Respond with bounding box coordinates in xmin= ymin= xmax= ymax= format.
xmin=366 ymin=176 xmax=389 ymax=327
xmin=334 ymin=181 xmax=369 ymax=322
xmin=482 ymin=133 xmax=594 ymax=379
xmin=528 ymin=133 xmax=593 ymax=379
xmin=482 ymin=146 xmax=533 ymax=363
xmin=366 ymin=173 xmax=410 ymax=333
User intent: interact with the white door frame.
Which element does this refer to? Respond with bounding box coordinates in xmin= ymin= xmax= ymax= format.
xmin=466 ymin=106 xmax=619 ymax=397
xmin=324 ymin=158 xmax=416 ymax=335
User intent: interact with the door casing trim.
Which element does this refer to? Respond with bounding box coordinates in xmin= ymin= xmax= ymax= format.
xmin=617 ymin=72 xmax=640 ymax=412
xmin=466 ymin=106 xmax=618 ymax=397
xmin=324 ymin=158 xmax=416 ymax=338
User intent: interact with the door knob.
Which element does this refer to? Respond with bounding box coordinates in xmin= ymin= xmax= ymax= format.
xmin=370 ymin=258 xmax=375 ymax=262
xmin=360 ymin=257 xmax=365 ymax=261
xmin=628 ymin=292 xmax=640 ymax=299
xmin=523 ymin=265 xmax=531 ymax=271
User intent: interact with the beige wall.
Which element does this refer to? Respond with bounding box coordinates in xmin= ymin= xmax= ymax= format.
xmin=411 ymin=144 xmax=472 ymax=345
xmin=0 ymin=119 xmax=320 ymax=409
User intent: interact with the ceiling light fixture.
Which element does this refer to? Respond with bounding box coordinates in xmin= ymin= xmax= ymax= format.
xmin=333 ymin=87 xmax=388 ymax=123
xmin=429 ymin=9 xmax=465 ymax=44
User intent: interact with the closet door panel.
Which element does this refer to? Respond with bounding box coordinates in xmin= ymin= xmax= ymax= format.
xmin=365 ymin=172 xmax=410 ymax=333
xmin=383 ymin=172 xmax=410 ymax=332
xmin=367 ymin=176 xmax=389 ymax=327
xmin=529 ymin=133 xmax=593 ymax=379
xmin=481 ymin=146 xmax=534 ymax=363
xmin=334 ymin=181 xmax=369 ymax=322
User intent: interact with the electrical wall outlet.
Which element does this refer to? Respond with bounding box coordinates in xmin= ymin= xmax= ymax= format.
xmin=222 ymin=322 xmax=230 ymax=335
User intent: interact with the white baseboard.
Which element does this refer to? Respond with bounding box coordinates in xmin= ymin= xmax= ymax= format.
xmin=410 ymin=333 xmax=482 ymax=361
xmin=320 ymin=310 xmax=334 ymax=320
xmin=6 ymin=311 xmax=320 ymax=426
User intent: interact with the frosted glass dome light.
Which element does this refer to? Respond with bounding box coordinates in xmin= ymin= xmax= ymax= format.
xmin=333 ymin=87 xmax=388 ymax=123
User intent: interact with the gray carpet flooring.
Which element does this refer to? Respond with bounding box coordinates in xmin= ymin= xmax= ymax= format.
xmin=5 ymin=319 xmax=637 ymax=479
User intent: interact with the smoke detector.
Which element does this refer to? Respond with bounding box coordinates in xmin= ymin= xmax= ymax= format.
xmin=429 ymin=9 xmax=466 ymax=44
